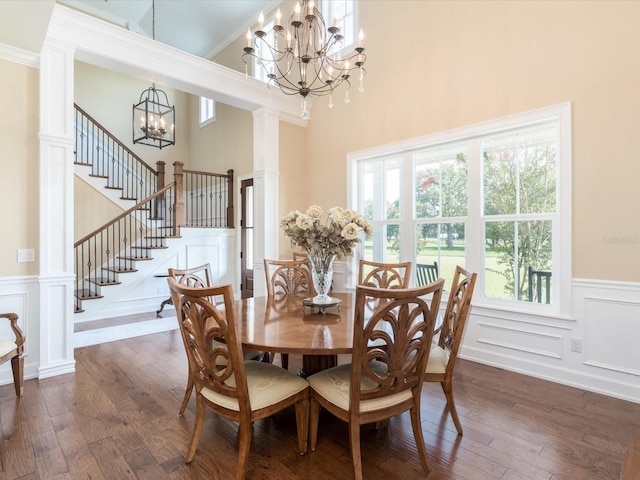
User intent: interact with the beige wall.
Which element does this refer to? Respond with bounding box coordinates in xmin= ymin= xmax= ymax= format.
xmin=73 ymin=177 xmax=124 ymax=240
xmin=299 ymin=0 xmax=640 ymax=282
xmin=0 ymin=59 xmax=39 ymax=276
xmin=278 ymin=121 xmax=307 ymax=258
xmin=187 ymin=96 xmax=253 ymax=176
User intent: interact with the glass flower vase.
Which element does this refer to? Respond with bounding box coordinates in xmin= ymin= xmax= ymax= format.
xmin=308 ymin=253 xmax=335 ymax=304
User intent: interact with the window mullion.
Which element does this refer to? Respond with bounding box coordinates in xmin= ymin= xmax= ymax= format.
xmin=465 ymin=138 xmax=484 ymax=281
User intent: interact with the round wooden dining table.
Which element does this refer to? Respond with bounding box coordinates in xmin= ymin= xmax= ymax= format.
xmin=233 ymin=292 xmax=356 ymax=376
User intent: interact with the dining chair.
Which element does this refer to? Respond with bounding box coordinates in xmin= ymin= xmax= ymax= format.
xmin=168 ymin=264 xmax=263 ymax=415
xmin=416 ymin=261 xmax=439 ymax=286
xmin=0 ymin=313 xmax=25 ymax=396
xmin=423 ymin=265 xmax=477 ymax=435
xmin=308 ymin=279 xmax=445 ymax=480
xmin=264 ymin=258 xmax=315 ymax=370
xmin=621 ymin=431 xmax=640 ymax=480
xmin=167 ymin=279 xmax=310 ymax=478
xmin=358 ymin=259 xmax=412 ymax=289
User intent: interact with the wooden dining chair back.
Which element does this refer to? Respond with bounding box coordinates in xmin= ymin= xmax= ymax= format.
xmin=358 ymin=259 xmax=412 ymax=289
xmin=292 ymin=252 xmax=308 ymax=262
xmin=0 ymin=313 xmax=25 ymax=396
xmin=168 ymin=264 xmax=262 ymax=415
xmin=167 ymin=278 xmax=310 ymax=479
xmin=308 ymin=279 xmax=445 ymax=480
xmin=263 ymin=258 xmax=314 ymax=369
xmin=416 ymin=261 xmax=439 ymax=286
xmin=424 ymin=265 xmax=477 ymax=435
xmin=621 ymin=431 xmax=640 ymax=480
xmin=264 ymin=258 xmax=314 ymax=298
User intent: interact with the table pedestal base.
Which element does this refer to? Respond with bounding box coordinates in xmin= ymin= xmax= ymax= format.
xmin=299 ymin=354 xmax=338 ymax=378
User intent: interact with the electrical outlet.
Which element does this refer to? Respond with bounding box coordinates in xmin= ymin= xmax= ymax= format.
xmin=17 ymin=249 xmax=35 ymax=262
xmin=570 ymin=338 xmax=582 ymax=353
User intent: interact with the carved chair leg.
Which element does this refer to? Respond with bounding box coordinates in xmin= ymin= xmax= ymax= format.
xmin=309 ymin=396 xmax=321 ymax=451
xmin=236 ymin=419 xmax=253 ymax=480
xmin=179 ymin=369 xmax=194 ymax=416
xmin=185 ymin=397 xmax=206 ymax=463
xmin=410 ymin=405 xmax=431 ymax=472
xmin=11 ymin=354 xmax=23 ymax=397
xmin=294 ymin=396 xmax=309 ymax=455
xmin=281 ymin=353 xmax=289 ymax=370
xmin=441 ymin=380 xmax=463 ymax=435
xmin=349 ymin=419 xmax=363 ymax=480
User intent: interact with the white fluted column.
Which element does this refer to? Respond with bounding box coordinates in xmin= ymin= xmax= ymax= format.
xmin=38 ymin=39 xmax=76 ymax=378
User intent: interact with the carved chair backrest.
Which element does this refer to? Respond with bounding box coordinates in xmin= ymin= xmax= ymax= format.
xmin=358 ymin=259 xmax=412 ymax=289
xmin=350 ymin=280 xmax=445 ymax=410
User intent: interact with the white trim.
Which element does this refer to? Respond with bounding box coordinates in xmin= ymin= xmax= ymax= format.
xmin=0 ymin=42 xmax=39 ymax=68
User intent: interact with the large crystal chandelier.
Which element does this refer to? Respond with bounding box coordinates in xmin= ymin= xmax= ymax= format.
xmin=242 ymin=0 xmax=367 ymax=119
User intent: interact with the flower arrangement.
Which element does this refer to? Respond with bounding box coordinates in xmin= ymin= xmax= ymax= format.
xmin=280 ymin=205 xmax=373 ymax=259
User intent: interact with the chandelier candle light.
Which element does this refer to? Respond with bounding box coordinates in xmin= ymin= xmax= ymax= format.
xmin=281 ymin=206 xmax=373 ymax=305
xmin=243 ymin=0 xmax=367 ymax=119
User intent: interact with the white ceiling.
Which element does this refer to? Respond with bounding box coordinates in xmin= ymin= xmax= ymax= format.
xmin=0 ymin=0 xmax=281 ymax=60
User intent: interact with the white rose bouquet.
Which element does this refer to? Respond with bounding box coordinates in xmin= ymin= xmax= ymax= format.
xmin=280 ymin=205 xmax=373 ymax=259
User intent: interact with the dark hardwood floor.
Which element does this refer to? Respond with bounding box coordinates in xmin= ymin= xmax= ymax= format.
xmin=1 ymin=327 xmax=638 ymax=479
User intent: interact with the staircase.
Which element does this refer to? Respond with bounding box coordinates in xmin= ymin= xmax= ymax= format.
xmin=73 ymin=104 xmax=234 ymax=315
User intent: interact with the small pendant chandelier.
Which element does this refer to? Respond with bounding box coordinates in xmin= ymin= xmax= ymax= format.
xmin=132 ymin=0 xmax=175 ymax=149
xmin=133 ymin=83 xmax=175 ymax=149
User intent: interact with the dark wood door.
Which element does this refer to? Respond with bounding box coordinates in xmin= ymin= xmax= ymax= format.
xmin=240 ymin=178 xmax=254 ymax=299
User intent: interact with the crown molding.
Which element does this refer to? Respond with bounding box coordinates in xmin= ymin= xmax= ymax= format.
xmin=0 ymin=42 xmax=39 ymax=68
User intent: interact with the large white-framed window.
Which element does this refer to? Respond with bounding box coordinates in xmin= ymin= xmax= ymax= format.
xmin=349 ymin=103 xmax=572 ymax=317
xmin=199 ymin=96 xmax=216 ymax=127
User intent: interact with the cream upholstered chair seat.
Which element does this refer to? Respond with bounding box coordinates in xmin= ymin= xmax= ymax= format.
xmin=0 ymin=340 xmax=17 ymax=357
xmin=425 ymin=345 xmax=449 ymax=375
xmin=202 ymin=360 xmax=309 ymax=411
xmin=308 ymin=362 xmax=413 ymax=413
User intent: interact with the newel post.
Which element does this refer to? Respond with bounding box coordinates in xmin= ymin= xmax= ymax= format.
xmin=173 ymin=161 xmax=185 ymax=236
xmin=156 ymin=161 xmax=166 ymax=190
xmin=227 ymin=169 xmax=234 ymax=228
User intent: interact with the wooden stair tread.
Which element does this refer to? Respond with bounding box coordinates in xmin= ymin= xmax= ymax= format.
xmin=102 ymin=267 xmax=138 ymax=273
xmin=88 ymin=278 xmax=121 ymax=286
xmin=75 ymin=290 xmax=104 ymax=301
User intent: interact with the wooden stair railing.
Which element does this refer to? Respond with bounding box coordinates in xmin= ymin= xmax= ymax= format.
xmin=74 ymin=184 xmax=180 ymax=313
xmin=74 ymin=103 xmax=160 ymax=204
xmin=183 ymin=168 xmax=234 ymax=228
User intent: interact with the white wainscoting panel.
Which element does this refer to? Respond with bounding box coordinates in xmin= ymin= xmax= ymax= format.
xmin=476 ymin=321 xmax=563 ymax=359
xmin=584 ymin=296 xmax=640 ymax=376
xmin=462 ymin=278 xmax=640 ymax=404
